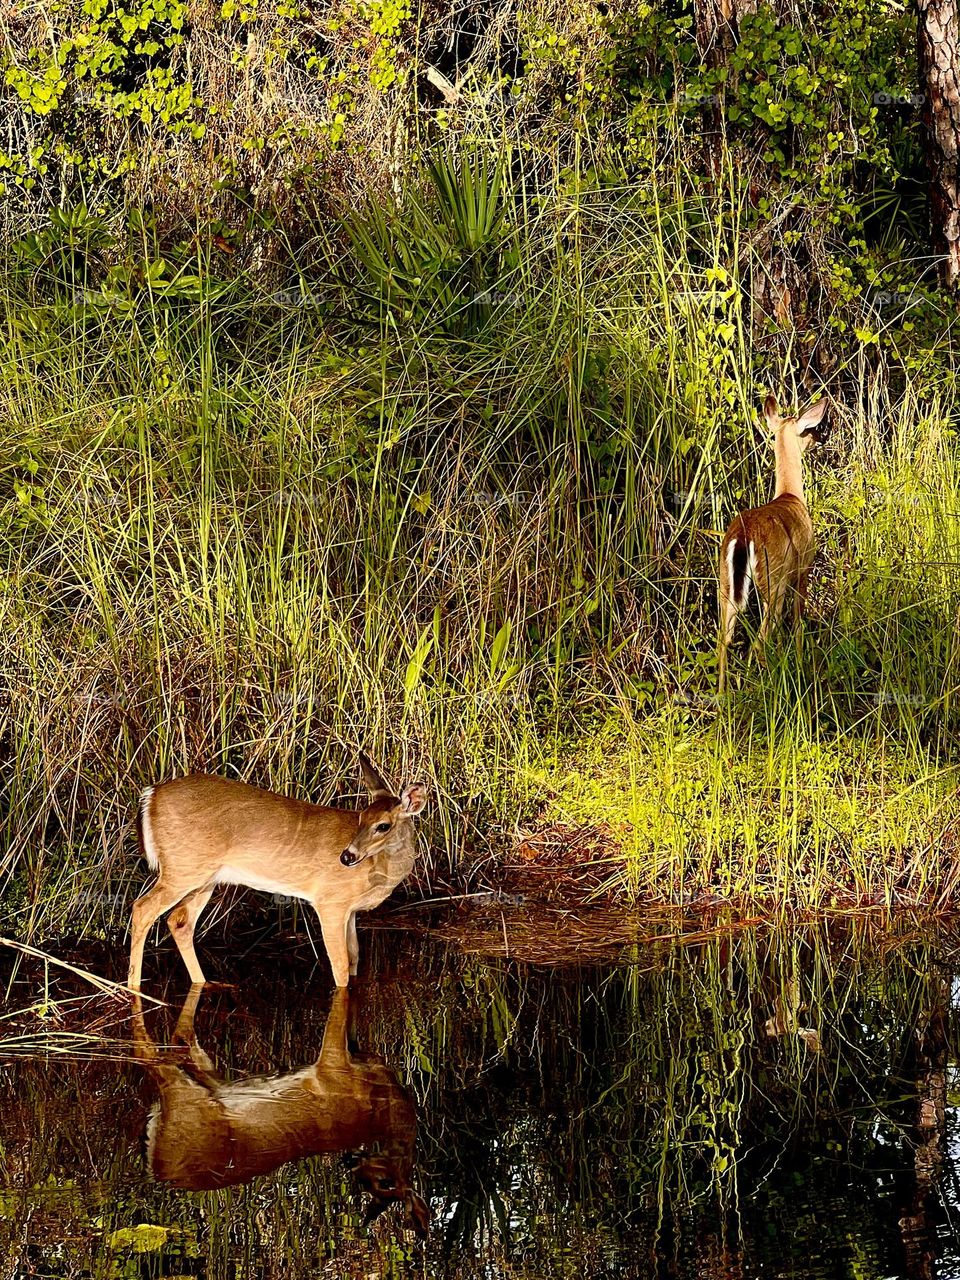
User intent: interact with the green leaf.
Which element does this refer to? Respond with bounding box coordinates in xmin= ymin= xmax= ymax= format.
xmin=404 ymin=626 xmax=434 ymax=697
xmin=489 ymin=619 xmax=511 ymax=678
xmin=108 ymin=1225 xmax=176 ymax=1253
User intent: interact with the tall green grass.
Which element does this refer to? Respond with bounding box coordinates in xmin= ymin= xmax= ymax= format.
xmin=1 ymin=140 xmax=958 ymax=934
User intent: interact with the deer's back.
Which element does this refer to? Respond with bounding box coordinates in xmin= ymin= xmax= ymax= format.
xmin=720 ymin=494 xmax=814 ymax=596
xmin=145 ymin=775 xmax=357 ymax=893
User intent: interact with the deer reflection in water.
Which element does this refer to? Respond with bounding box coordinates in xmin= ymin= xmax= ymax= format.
xmin=129 ymin=986 xmax=430 ymax=1234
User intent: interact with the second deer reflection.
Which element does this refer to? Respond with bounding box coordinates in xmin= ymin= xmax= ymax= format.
xmin=131 ymin=986 xmax=430 ymax=1235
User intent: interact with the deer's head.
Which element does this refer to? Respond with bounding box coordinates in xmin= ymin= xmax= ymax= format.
xmin=340 ymin=753 xmax=427 ymax=867
xmin=762 ymin=394 xmax=830 ymax=453
xmin=355 ymin=1153 xmax=431 ymax=1236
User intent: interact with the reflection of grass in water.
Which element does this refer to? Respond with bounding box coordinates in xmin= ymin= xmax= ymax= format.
xmin=343 ymin=917 xmax=958 ymax=1272
xmin=1 ymin=918 xmax=955 ymax=1277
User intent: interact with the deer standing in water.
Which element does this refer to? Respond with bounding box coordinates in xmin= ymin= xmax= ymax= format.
xmin=717 ymin=395 xmax=829 ymax=691
xmin=130 ymin=986 xmax=430 ymax=1233
xmin=127 ymin=755 xmax=427 ymax=990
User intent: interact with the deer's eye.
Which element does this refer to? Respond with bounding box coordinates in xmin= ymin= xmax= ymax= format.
xmin=375 ymin=822 xmax=391 ymax=834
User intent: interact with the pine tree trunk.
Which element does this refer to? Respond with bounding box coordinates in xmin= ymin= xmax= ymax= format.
xmin=694 ymin=0 xmax=758 ymax=172
xmin=916 ymin=0 xmax=960 ymax=287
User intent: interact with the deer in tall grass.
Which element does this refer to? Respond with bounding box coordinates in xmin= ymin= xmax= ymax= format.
xmin=131 ymin=985 xmax=430 ymax=1233
xmin=127 ymin=754 xmax=427 ymax=991
xmin=718 ymin=395 xmax=829 ymax=691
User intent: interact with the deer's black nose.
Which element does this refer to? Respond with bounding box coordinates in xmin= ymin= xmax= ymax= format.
xmin=340 ymin=850 xmax=357 ymax=867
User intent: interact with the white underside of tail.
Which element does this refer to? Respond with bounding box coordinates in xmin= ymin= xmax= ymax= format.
xmin=140 ymin=786 xmax=160 ymax=870
xmin=726 ymin=538 xmax=757 ymax=608
xmin=145 ymin=1105 xmax=159 ymax=1167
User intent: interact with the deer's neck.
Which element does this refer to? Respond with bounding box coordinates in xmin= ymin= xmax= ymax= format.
xmin=383 ymin=832 xmax=417 ymax=876
xmin=773 ymin=432 xmax=804 ymax=502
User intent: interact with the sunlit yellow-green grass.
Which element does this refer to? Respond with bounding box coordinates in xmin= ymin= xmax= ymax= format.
xmin=537 ymin=709 xmax=958 ymax=907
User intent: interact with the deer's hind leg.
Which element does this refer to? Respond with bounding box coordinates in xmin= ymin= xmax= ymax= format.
xmin=128 ymin=882 xmax=197 ymax=990
xmin=757 ymin=580 xmax=788 ymax=655
xmin=748 ymin=546 xmax=785 ymax=664
xmin=718 ymin=588 xmax=740 ymax=693
xmin=166 ymin=885 xmax=215 ymax=986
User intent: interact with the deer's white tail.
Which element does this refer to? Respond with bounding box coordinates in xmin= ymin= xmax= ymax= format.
xmin=726 ymin=537 xmax=756 ymax=608
xmin=139 ymin=786 xmax=160 ymax=871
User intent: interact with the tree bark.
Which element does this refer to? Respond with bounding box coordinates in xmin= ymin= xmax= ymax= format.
xmin=694 ymin=0 xmax=758 ymax=174
xmin=916 ymin=0 xmax=960 ymax=287
xmin=694 ymin=0 xmax=758 ymax=63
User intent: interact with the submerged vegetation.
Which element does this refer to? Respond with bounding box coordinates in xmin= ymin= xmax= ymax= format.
xmin=2 ymin=918 xmax=958 ymax=1277
xmin=1 ymin=0 xmax=960 ymax=928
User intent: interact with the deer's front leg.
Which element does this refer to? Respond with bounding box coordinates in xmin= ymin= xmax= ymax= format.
xmin=317 ymin=905 xmax=351 ymax=987
xmin=347 ymin=912 xmax=360 ymax=977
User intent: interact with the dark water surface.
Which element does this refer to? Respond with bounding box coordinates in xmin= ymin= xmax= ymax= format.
xmin=2 ymin=914 xmax=959 ymax=1279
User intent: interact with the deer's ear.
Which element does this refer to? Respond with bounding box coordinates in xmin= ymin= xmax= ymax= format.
xmin=400 ymin=783 xmax=427 ymax=816
xmin=795 ymin=399 xmax=828 ymax=437
xmin=358 ymin=752 xmax=391 ymax=798
xmin=763 ymin=394 xmax=780 ymax=423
